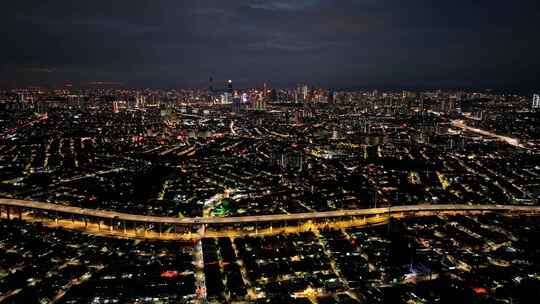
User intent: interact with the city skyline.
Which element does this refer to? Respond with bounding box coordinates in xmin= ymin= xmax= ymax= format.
xmin=1 ymin=2 xmax=540 ymax=303
xmin=1 ymin=85 xmax=539 ymax=303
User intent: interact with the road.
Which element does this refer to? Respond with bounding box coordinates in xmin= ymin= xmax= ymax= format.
xmin=0 ymin=113 xmax=48 ymax=139
xmin=1 ymin=199 xmax=539 ymax=240
xmin=1 ymin=198 xmax=539 ymax=226
xmin=451 ymin=119 xmax=524 ymax=148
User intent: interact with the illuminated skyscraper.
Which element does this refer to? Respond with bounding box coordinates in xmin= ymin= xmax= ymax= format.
xmin=253 ymin=94 xmax=266 ymax=111
xmin=18 ymin=93 xmax=25 ymax=103
xmin=222 ymin=93 xmax=232 ymax=104
xmin=113 ymin=101 xmax=119 ymax=113
xmin=227 ymin=79 xmax=233 ymax=94
xmin=533 ymin=94 xmax=540 ymax=109
xmin=295 ymin=84 xmax=308 ymax=102
xmin=135 ymin=94 xmax=145 ymax=108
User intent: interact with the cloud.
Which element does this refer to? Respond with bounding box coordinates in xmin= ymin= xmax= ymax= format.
xmin=0 ymin=0 xmax=539 ymax=90
xmin=248 ymin=0 xmax=319 ymax=11
xmin=23 ymin=67 xmax=57 ymax=73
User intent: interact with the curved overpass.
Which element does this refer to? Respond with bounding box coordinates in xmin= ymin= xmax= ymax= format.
xmin=1 ymin=198 xmax=539 ymax=224
xmin=1 ymin=198 xmax=539 ymax=239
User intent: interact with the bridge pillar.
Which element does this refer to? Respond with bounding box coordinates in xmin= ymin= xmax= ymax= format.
xmin=123 ymin=220 xmax=127 ymax=234
xmin=159 ymin=223 xmax=162 ymax=236
xmin=199 ymin=224 xmax=206 ymax=238
xmin=18 ymin=207 xmax=22 ymax=220
xmin=6 ymin=207 xmax=10 ymax=220
xmin=84 ymin=218 xmax=88 ymax=228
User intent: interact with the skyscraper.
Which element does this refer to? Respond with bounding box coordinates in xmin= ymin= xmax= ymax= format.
xmin=533 ymin=94 xmax=540 ymax=109
xmin=295 ymin=84 xmax=308 ymax=103
xmin=328 ymin=89 xmax=335 ymax=103
xmin=269 ymin=89 xmax=277 ymax=102
xmin=232 ymin=96 xmax=242 ymax=113
xmin=135 ymin=94 xmax=145 ymax=108
xmin=253 ymin=94 xmax=266 ymax=111
xmin=222 ymin=93 xmax=232 ymax=104
xmin=18 ymin=93 xmax=25 ymax=103
xmin=227 ymin=79 xmax=233 ymax=94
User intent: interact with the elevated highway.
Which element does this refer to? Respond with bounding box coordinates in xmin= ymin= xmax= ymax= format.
xmin=1 ymin=198 xmax=539 ymax=239
xmin=451 ymin=119 xmax=524 ymax=148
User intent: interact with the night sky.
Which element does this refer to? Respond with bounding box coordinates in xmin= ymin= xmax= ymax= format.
xmin=1 ymin=0 xmax=540 ymax=91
